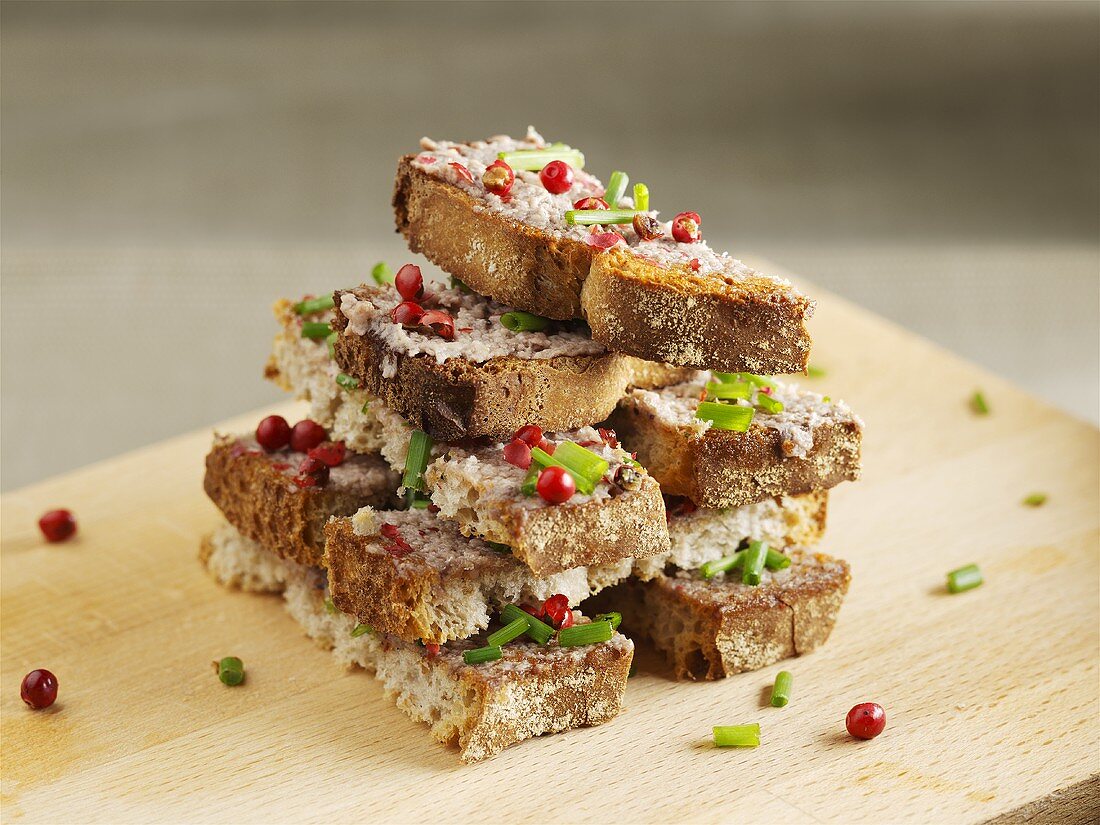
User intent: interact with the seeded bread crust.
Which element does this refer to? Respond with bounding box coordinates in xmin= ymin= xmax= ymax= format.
xmin=394 ymin=156 xmax=813 ymax=374
xmin=591 ymin=550 xmax=850 ymax=680
xmin=202 ymin=522 xmax=633 ymax=762
xmin=331 ymin=287 xmax=694 ymax=443
xmin=203 ymin=437 xmax=400 ymax=566
xmin=608 ymin=401 xmax=862 ymax=509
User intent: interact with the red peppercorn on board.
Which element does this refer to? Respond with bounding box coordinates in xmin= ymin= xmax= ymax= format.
xmin=2 ymin=269 xmax=1097 ymax=824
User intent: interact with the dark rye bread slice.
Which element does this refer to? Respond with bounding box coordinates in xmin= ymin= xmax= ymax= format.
xmin=608 ymin=378 xmax=862 ymax=509
xmin=203 ymin=435 xmax=400 ymax=567
xmin=331 ymin=284 xmax=693 ymax=443
xmin=202 ymin=522 xmax=633 ymax=762
xmin=590 ymin=550 xmax=850 ymax=680
xmin=394 ymin=154 xmax=813 ymax=374
xmin=322 ymin=509 xmax=634 ymax=644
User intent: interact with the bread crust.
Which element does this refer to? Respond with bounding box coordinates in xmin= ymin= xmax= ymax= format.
xmin=331 ymin=288 xmax=693 ymax=443
xmin=595 ymin=550 xmax=850 ymax=680
xmin=394 ymin=157 xmax=813 ymax=373
xmin=203 ymin=438 xmax=399 ymax=567
xmin=608 ymin=404 xmax=862 ymax=509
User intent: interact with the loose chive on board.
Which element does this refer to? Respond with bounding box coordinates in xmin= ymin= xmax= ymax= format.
xmin=713 ymin=724 xmax=760 ymax=747
xmin=947 ymin=563 xmax=983 ymax=593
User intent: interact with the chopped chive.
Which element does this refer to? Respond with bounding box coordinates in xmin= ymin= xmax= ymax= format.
xmin=500 ymin=311 xmax=550 ymax=332
xmin=806 ymin=365 xmax=827 ymax=378
xmin=530 ymin=445 xmax=599 ymax=495
xmin=294 ymin=295 xmax=335 ymax=315
xmin=402 ymin=430 xmax=433 ymax=493
xmin=823 ymin=396 xmax=831 ymax=403
xmin=764 ymin=548 xmax=791 ymax=570
xmin=633 ymin=182 xmax=649 ymax=212
xmin=549 ymin=441 xmax=609 ymax=486
xmin=326 ymin=331 xmax=338 ymax=358
xmin=520 ymin=465 xmax=541 ymax=496
xmin=486 ymin=541 xmax=512 ymax=554
xmin=706 ymin=380 xmax=751 ymax=401
xmin=449 ymin=275 xmax=471 ymax=293
xmin=742 ymin=541 xmax=769 ymax=586
xmin=946 ymin=563 xmax=983 ymax=593
xmin=754 ymin=393 xmax=785 ymax=415
xmin=727 ymin=372 xmax=776 ymax=390
xmin=700 ymin=550 xmax=745 ymax=580
xmin=696 ymin=401 xmax=755 ymax=432
xmin=371 ymin=262 xmax=393 ymax=285
xmin=564 ymin=208 xmax=638 ymax=226
xmin=1022 ymin=492 xmax=1048 ymax=507
xmin=713 ymin=724 xmax=760 ymax=748
xmin=360 ymin=398 xmax=370 ymax=414
xmin=487 ymin=618 xmax=529 ymax=647
xmin=217 ymin=656 xmax=244 ymax=686
xmin=406 ymin=492 xmax=430 ymax=509
xmin=497 ymin=148 xmax=585 ymax=170
xmin=770 ymin=671 xmax=793 ymax=707
xmin=501 ymin=604 xmax=555 ymax=645
xmin=594 ymin=611 xmax=622 ymax=630
xmin=604 ymin=170 xmax=629 ymax=208
xmin=324 ymin=598 xmax=337 ymax=615
xmin=463 ymin=645 xmax=503 ymax=665
xmin=970 ymin=391 xmax=990 ymax=415
xmin=301 ymin=321 xmax=332 ymax=340
xmin=335 ymin=372 xmax=360 ymax=390
xmin=351 ymin=623 xmax=372 ymax=637
xmin=558 ymin=620 xmax=613 ymax=647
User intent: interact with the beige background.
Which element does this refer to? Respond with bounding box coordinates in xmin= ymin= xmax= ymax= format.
xmin=2 ymin=0 xmax=1098 ymax=490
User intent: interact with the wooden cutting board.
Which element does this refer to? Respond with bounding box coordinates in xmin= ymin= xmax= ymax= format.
xmin=2 ymin=276 xmax=1097 ymax=824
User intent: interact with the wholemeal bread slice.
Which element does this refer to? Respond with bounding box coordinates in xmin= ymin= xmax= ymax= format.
xmin=203 ymin=433 xmax=399 ymax=567
xmin=202 ymin=522 xmax=633 ymax=762
xmin=394 ymin=129 xmax=813 ymax=373
xmin=331 ymin=283 xmax=694 ymax=442
xmin=590 ymin=549 xmax=850 ymax=680
xmin=609 ymin=375 xmax=862 ymax=509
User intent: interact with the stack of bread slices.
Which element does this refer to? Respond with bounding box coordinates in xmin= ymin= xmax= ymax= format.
xmin=201 ymin=128 xmax=864 ymax=761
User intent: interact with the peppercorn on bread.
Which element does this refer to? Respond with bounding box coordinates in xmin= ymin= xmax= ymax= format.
xmin=203 ymin=434 xmax=400 ymax=566
xmin=608 ymin=375 xmax=862 ymax=509
xmin=590 ymin=549 xmax=850 ymax=680
xmin=201 ymin=522 xmax=634 ymax=762
xmin=394 ymin=128 xmax=813 ymax=373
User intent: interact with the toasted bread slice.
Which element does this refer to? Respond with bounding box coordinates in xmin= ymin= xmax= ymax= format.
xmin=323 ymin=508 xmax=633 ymax=644
xmin=609 ymin=375 xmax=862 ymax=509
xmin=394 ymin=130 xmax=813 ymax=373
xmin=203 ymin=434 xmax=399 ymax=567
xmin=202 ymin=523 xmax=632 ymax=762
xmin=591 ymin=550 xmax=850 ymax=680
xmin=331 ymin=283 xmax=694 ymax=442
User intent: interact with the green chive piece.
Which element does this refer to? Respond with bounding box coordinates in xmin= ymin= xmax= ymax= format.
xmin=360 ymin=398 xmax=370 ymax=414
xmin=449 ymin=275 xmax=471 ymax=293
xmin=1023 ymin=492 xmax=1048 ymax=507
xmin=520 ymin=465 xmax=541 ymax=496
xmin=558 ymin=620 xmax=614 ymax=647
xmin=497 ymin=148 xmax=585 ymax=171
xmin=604 ymin=170 xmax=629 ymax=208
xmin=501 ymin=603 xmax=555 ymax=645
xmin=487 ymin=618 xmax=529 ymax=647
xmin=806 ymin=365 xmax=827 ymax=378
xmin=402 ymin=430 xmax=433 ymax=493
xmin=713 ymin=724 xmax=760 ymax=747
xmin=549 ymin=441 xmax=609 ymax=486
xmin=947 ymin=563 xmax=983 ymax=593
xmin=633 ymin=182 xmax=649 ymax=212
xmin=735 ymin=373 xmax=777 ymax=390
xmin=823 ymin=396 xmax=831 ymax=403
xmin=351 ymin=623 xmax=372 ymax=638
xmin=324 ymin=598 xmax=337 ymax=615
xmin=217 ymin=656 xmax=244 ymax=686
xmin=742 ymin=540 xmax=769 ymax=586
xmin=463 ymin=645 xmax=503 ymax=665
xmin=595 ymin=611 xmax=622 ymax=630
xmin=336 ymin=372 xmax=360 ymax=390
xmin=564 ymin=208 xmax=638 ymax=226
xmin=326 ymin=331 xmax=338 ymax=358
xmin=771 ymin=671 xmax=793 ymax=707
xmin=530 ymin=445 xmax=600 ymax=495
xmin=706 ymin=380 xmax=751 ymax=401
xmin=486 ymin=541 xmax=512 ymax=554
xmin=406 ymin=492 xmax=430 ymax=509
xmin=371 ymin=262 xmax=393 ymax=285
xmin=500 ymin=311 xmax=550 ymax=332
xmin=700 ymin=551 xmax=745 ymax=580
xmin=301 ymin=321 xmax=332 ymax=340
xmin=696 ymin=401 xmax=755 ymax=432
xmin=294 ymin=295 xmax=335 ymax=315
xmin=755 ymin=393 xmax=785 ymax=415
xmin=764 ymin=548 xmax=792 ymax=570
xmin=970 ymin=391 xmax=990 ymax=415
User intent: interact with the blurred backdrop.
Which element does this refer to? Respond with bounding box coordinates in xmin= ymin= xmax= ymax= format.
xmin=2 ymin=0 xmax=1097 ymax=490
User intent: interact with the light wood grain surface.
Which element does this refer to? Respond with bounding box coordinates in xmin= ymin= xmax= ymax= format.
xmin=2 ymin=279 xmax=1097 ymax=824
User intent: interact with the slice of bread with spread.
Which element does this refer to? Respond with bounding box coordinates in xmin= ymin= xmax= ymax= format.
xmin=393 ymin=128 xmax=813 ymax=374
xmin=202 ymin=522 xmax=633 ymax=762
